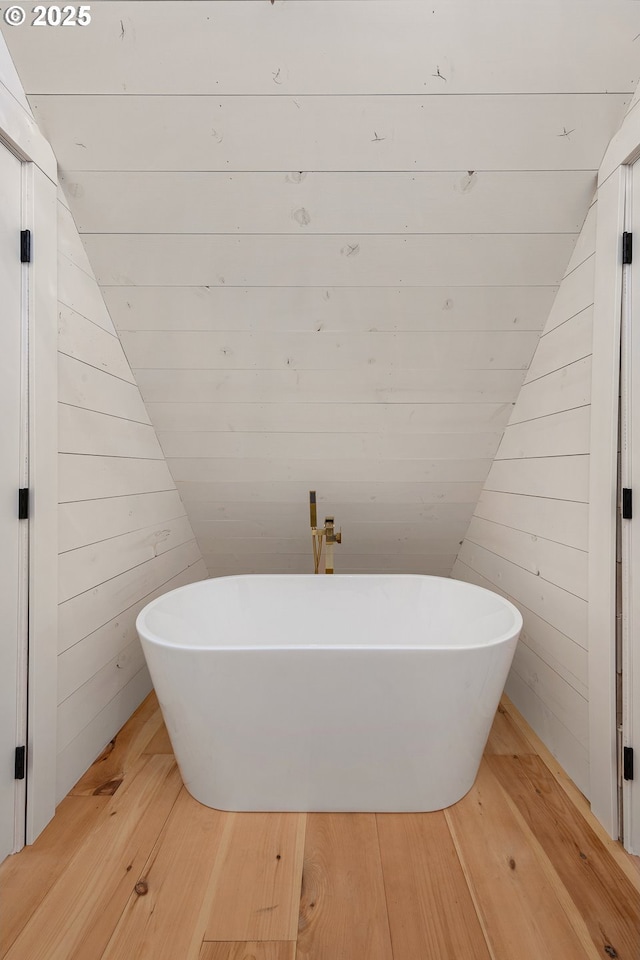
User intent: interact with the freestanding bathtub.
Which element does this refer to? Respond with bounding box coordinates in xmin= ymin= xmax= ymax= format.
xmin=136 ymin=574 xmax=522 ymax=812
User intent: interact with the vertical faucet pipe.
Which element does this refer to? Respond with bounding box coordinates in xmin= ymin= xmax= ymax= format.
xmin=309 ymin=491 xmax=321 ymax=573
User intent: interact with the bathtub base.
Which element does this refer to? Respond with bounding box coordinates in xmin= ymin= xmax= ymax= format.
xmin=180 ymin=768 xmax=480 ymax=814
xmin=153 ymin=645 xmax=515 ymax=813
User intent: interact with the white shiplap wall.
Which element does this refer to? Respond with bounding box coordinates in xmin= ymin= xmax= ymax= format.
xmin=452 ymin=200 xmax=597 ymax=797
xmin=56 ymin=195 xmax=206 ymax=801
xmin=1 ymin=1 xmax=639 ymax=816
xmin=5 ymin=1 xmax=635 ymax=578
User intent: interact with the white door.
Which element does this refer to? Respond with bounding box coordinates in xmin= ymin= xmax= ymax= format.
xmin=0 ymin=142 xmax=28 ymax=861
xmin=621 ymin=160 xmax=640 ymax=854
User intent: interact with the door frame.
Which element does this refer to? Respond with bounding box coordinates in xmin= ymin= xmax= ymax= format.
xmin=619 ymin=159 xmax=640 ymax=855
xmin=0 ymin=82 xmax=58 ymax=845
xmin=589 ymin=103 xmax=640 ymax=848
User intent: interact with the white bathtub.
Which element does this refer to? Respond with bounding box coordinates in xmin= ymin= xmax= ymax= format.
xmin=136 ymin=574 xmax=521 ymax=812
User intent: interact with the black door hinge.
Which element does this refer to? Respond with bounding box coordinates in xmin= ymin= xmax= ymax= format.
xmin=622 ymin=488 xmax=633 ymax=520
xmin=14 ymin=746 xmax=26 ymax=780
xmin=624 ymin=746 xmax=634 ymax=781
xmin=20 ymin=229 xmax=31 ymax=263
xmin=623 ymin=232 xmax=633 ymax=265
xmin=18 ymin=488 xmax=29 ymax=520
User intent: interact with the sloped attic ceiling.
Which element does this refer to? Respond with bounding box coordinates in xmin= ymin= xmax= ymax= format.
xmin=4 ymin=1 xmax=639 ymax=576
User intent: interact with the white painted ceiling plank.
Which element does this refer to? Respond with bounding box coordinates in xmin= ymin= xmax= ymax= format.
xmin=203 ymin=556 xmax=456 ymax=576
xmin=190 ymin=516 xmax=474 ymax=541
xmin=145 ymin=400 xmax=513 ymax=433
xmin=82 ymin=234 xmax=576 ymax=287
xmin=175 ymin=480 xmax=484 ymax=504
xmin=29 ymin=94 xmax=628 ymax=172
xmin=200 ymin=535 xmax=466 ymax=557
xmin=5 ymin=1 xmax=629 ymax=582
xmin=62 ymin=170 xmax=595 ymax=235
xmin=8 ymin=2 xmax=639 ymax=95
xmin=166 ymin=456 xmax=491 ymax=483
xmin=0 ymin=43 xmax=30 ymax=109
xmin=135 ymin=368 xmax=527 ymax=405
xmin=105 ymin=286 xmax=555 ymax=334
xmin=184 ymin=501 xmax=476 ymax=525
xmin=156 ymin=430 xmax=502 ymax=461
xmin=119 ymin=329 xmax=540 ymax=371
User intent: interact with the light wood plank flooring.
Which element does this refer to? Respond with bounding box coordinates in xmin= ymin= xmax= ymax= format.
xmin=2 ymin=695 xmax=639 ymax=960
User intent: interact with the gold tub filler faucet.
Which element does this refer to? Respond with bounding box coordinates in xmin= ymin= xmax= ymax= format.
xmin=309 ymin=491 xmax=342 ymax=574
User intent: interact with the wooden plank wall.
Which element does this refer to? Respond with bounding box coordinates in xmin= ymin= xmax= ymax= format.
xmin=3 ymin=3 xmax=639 ymax=803
xmin=452 ymin=199 xmax=597 ymax=797
xmin=0 ymin=34 xmax=29 ymax=111
xmin=56 ymin=195 xmax=206 ymax=801
xmin=5 ymin=1 xmax=634 ymax=579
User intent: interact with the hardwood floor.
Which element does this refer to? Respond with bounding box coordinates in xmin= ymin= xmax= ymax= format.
xmin=2 ymin=696 xmax=639 ymax=960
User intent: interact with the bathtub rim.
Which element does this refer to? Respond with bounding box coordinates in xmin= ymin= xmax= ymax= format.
xmin=136 ymin=573 xmax=523 ymax=654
